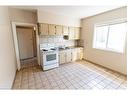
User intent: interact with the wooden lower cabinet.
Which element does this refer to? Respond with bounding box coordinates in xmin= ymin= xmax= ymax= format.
xmin=59 ymin=51 xmax=66 ymax=64
xmin=72 ymin=48 xmax=78 ymax=61
xmin=77 ymin=48 xmax=83 ymax=60
xmin=59 ymin=47 xmax=83 ymax=64
xmin=66 ymin=50 xmax=72 ymax=62
xmin=59 ymin=50 xmax=72 ymax=64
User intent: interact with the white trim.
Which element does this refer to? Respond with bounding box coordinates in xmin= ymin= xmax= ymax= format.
xmin=93 ymin=21 xmax=127 ymax=54
xmin=12 ymin=22 xmax=40 ymax=70
xmin=35 ymin=24 xmax=41 ymax=66
xmin=95 ymin=18 xmax=127 ymax=27
xmin=93 ymin=47 xmax=125 ymax=54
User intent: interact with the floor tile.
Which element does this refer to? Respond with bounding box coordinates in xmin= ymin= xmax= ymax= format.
xmin=12 ymin=59 xmax=127 ymax=90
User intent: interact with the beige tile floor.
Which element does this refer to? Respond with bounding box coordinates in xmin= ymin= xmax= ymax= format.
xmin=12 ymin=59 xmax=127 ymax=89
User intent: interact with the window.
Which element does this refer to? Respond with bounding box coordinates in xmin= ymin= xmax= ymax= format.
xmin=94 ymin=25 xmax=108 ymax=49
xmin=93 ymin=22 xmax=127 ymax=53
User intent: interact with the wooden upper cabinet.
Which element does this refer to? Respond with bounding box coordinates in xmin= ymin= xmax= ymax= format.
xmin=48 ymin=24 xmax=56 ymax=35
xmin=72 ymin=48 xmax=83 ymax=61
xmin=39 ymin=23 xmax=48 ymax=35
xmin=63 ymin=26 xmax=68 ymax=35
xmin=55 ymin=25 xmax=63 ymax=35
xmin=74 ymin=27 xmax=80 ymax=39
xmin=38 ymin=23 xmax=80 ymax=39
xmin=68 ymin=27 xmax=75 ymax=40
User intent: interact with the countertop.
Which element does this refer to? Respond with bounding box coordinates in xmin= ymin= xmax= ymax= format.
xmin=58 ymin=46 xmax=84 ymax=51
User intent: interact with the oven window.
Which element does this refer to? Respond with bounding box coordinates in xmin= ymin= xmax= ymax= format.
xmin=46 ymin=54 xmax=56 ymax=61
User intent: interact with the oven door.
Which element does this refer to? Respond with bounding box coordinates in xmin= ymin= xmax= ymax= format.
xmin=43 ymin=52 xmax=58 ymax=66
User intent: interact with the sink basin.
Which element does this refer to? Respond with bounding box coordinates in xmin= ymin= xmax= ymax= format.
xmin=58 ymin=47 xmax=70 ymax=50
xmin=65 ymin=47 xmax=70 ymax=49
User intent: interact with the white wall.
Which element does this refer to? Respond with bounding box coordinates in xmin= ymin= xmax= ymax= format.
xmin=0 ymin=7 xmax=38 ymax=89
xmin=0 ymin=7 xmax=16 ymax=89
xmin=81 ymin=7 xmax=127 ymax=75
xmin=9 ymin=8 xmax=37 ymax=24
xmin=37 ymin=10 xmax=80 ymax=27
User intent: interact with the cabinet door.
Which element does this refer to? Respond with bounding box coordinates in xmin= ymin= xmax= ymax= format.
xmin=80 ymin=48 xmax=83 ymax=60
xmin=59 ymin=51 xmax=66 ymax=64
xmin=72 ymin=49 xmax=78 ymax=61
xmin=74 ymin=27 xmax=80 ymax=39
xmin=39 ymin=23 xmax=48 ymax=35
xmin=69 ymin=27 xmax=75 ymax=40
xmin=77 ymin=48 xmax=81 ymax=60
xmin=66 ymin=50 xmax=72 ymax=63
xmin=56 ymin=25 xmax=63 ymax=35
xmin=63 ymin=26 xmax=68 ymax=35
xmin=48 ymin=24 xmax=56 ymax=35
xmin=77 ymin=48 xmax=83 ymax=60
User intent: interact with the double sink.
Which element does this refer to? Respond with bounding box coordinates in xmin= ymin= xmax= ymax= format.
xmin=58 ymin=47 xmax=71 ymax=50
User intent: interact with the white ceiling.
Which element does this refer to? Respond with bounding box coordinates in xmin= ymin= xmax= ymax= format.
xmin=11 ymin=6 xmax=123 ymax=19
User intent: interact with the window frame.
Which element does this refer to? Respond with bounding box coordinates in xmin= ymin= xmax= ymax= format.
xmin=93 ymin=20 xmax=127 ymax=54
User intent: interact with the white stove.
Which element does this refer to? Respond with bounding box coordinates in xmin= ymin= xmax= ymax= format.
xmin=40 ymin=44 xmax=59 ymax=71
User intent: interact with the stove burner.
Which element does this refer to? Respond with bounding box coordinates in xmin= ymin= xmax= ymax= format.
xmin=42 ymin=49 xmax=48 ymax=51
xmin=50 ymin=48 xmax=56 ymax=50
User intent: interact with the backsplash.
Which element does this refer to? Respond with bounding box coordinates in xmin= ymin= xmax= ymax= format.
xmin=77 ymin=39 xmax=84 ymax=47
xmin=39 ymin=35 xmax=77 ymax=48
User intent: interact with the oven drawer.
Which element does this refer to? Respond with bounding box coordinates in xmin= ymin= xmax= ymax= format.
xmin=43 ymin=61 xmax=58 ymax=66
xmin=43 ymin=63 xmax=59 ymax=70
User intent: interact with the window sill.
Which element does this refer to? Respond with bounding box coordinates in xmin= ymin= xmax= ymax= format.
xmin=93 ymin=47 xmax=125 ymax=54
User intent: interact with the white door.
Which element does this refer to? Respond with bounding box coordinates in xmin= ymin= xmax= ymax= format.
xmin=17 ymin=27 xmax=34 ymax=60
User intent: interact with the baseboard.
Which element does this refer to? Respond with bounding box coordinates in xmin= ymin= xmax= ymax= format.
xmin=11 ymin=69 xmax=17 ymax=89
xmin=21 ymin=57 xmax=37 ymax=61
xmin=83 ymin=58 xmax=127 ymax=77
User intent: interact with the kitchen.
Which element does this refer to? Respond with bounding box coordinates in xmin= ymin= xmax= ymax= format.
xmin=39 ymin=23 xmax=83 ymax=70
xmin=37 ymin=7 xmax=84 ymax=71
xmin=1 ymin=6 xmax=127 ymax=90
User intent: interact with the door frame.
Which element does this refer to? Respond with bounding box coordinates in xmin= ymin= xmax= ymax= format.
xmin=12 ymin=22 xmax=40 ymax=71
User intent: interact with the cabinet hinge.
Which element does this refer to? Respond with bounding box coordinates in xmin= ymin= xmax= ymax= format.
xmin=37 ymin=23 xmax=40 ymax=27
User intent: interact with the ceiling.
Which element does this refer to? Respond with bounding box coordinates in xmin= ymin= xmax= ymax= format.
xmin=11 ymin=6 xmax=123 ymax=19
